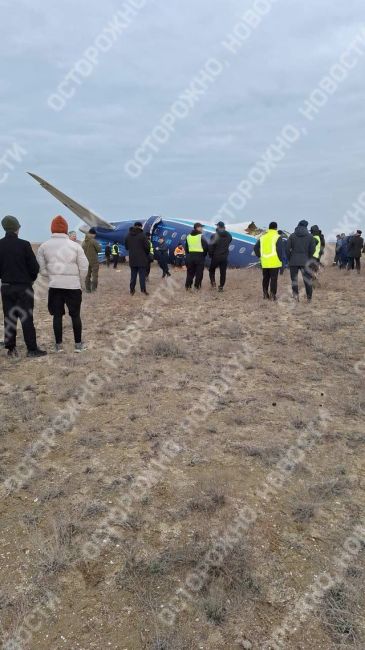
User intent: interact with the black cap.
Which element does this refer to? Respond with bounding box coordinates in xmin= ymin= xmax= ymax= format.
xmin=298 ymin=220 xmax=309 ymax=228
xmin=134 ymin=221 xmax=143 ymax=228
xmin=269 ymin=221 xmax=277 ymax=229
xmin=194 ymin=222 xmax=203 ymax=229
xmin=89 ymin=227 xmax=97 ymax=234
xmin=216 ymin=221 xmax=225 ymax=228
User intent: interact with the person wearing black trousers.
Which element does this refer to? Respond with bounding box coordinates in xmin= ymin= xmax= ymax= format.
xmin=111 ymin=242 xmax=119 ymax=269
xmin=208 ymin=221 xmax=232 ymax=291
xmin=0 ymin=215 xmax=46 ymax=358
xmin=185 ymin=223 xmax=209 ymax=290
xmin=125 ymin=222 xmax=151 ymax=295
xmin=155 ymin=237 xmax=171 ymax=278
xmin=286 ymin=220 xmax=317 ymax=302
xmin=105 ymin=244 xmax=111 ymax=268
xmin=347 ymin=230 xmax=364 ymax=273
xmin=254 ymin=222 xmax=284 ymax=300
xmin=37 ymin=215 xmax=89 ymax=353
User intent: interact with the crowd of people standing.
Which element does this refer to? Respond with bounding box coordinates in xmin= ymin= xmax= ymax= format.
xmin=334 ymin=231 xmax=365 ymax=272
xmin=0 ymin=214 xmax=363 ymax=358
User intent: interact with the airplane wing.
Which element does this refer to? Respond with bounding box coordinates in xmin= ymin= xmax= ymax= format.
xmin=28 ymin=173 xmax=115 ymax=231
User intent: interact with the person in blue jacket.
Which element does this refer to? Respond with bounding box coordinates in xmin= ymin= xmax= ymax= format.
xmin=339 ymin=233 xmax=349 ymax=270
xmin=155 ymin=237 xmax=171 ymax=278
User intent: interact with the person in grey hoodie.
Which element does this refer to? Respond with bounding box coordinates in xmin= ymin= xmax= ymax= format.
xmin=286 ymin=220 xmax=317 ymax=301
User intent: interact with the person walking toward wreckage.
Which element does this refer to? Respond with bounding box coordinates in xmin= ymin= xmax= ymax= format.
xmin=286 ymin=220 xmax=317 ymax=302
xmin=185 ymin=223 xmax=208 ymax=290
xmin=254 ymin=222 xmax=283 ymax=300
xmin=125 ymin=221 xmax=151 ymax=295
xmin=209 ymin=221 xmax=232 ymax=292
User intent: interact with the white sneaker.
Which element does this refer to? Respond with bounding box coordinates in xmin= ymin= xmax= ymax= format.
xmin=55 ymin=344 xmax=64 ymax=353
xmin=74 ymin=342 xmax=88 ymax=353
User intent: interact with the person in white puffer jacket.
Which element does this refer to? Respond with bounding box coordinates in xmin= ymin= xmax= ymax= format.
xmin=37 ymin=216 xmax=89 ymax=352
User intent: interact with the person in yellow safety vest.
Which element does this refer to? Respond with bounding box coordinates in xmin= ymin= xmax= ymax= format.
xmin=309 ymin=225 xmax=324 ymax=286
xmin=146 ymin=233 xmax=154 ymax=281
xmin=310 ymin=226 xmax=322 ymax=260
xmin=111 ymin=242 xmax=120 ymax=269
xmin=184 ymin=222 xmax=208 ymax=290
xmin=254 ymin=221 xmax=284 ymax=301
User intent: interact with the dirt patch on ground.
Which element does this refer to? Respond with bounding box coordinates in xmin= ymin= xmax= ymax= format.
xmin=1 ymin=263 xmax=364 ymax=649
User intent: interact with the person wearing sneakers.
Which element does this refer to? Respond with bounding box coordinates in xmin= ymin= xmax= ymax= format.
xmin=37 ymin=216 xmax=89 ymax=353
xmin=0 ymin=215 xmax=46 ymax=358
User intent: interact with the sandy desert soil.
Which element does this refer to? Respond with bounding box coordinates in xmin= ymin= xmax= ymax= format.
xmin=0 ymin=261 xmax=364 ymax=650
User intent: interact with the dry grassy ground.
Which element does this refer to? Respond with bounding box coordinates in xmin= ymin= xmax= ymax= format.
xmin=0 ymin=261 xmax=364 ymax=650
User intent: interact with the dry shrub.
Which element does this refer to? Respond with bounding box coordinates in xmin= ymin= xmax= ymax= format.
xmin=244 ymin=445 xmax=284 ymax=467
xmin=292 ymin=504 xmax=315 ymax=523
xmin=309 ymin=478 xmax=350 ymax=500
xmin=202 ymin=586 xmax=227 ymax=624
xmin=188 ymin=488 xmax=226 ymax=514
xmin=151 ymin=340 xmax=186 ymax=358
xmin=321 ymin=585 xmax=362 ymax=645
xmin=35 ymin=515 xmax=79 ymax=575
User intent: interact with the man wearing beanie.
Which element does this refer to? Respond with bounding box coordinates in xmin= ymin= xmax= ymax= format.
xmin=0 ymin=215 xmax=46 ymax=357
xmin=37 ymin=216 xmax=89 ymax=352
xmin=286 ymin=220 xmax=317 ymax=302
xmin=82 ymin=227 xmax=102 ymax=292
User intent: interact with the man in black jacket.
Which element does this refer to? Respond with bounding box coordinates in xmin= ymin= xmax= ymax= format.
xmin=125 ymin=222 xmax=151 ymax=295
xmin=185 ymin=223 xmax=209 ymax=290
xmin=0 ymin=215 xmax=46 ymax=357
xmin=104 ymin=244 xmax=111 ymax=267
xmin=347 ymin=230 xmax=364 ymax=273
xmin=286 ymin=220 xmax=317 ymax=302
xmin=208 ymin=221 xmax=232 ymax=291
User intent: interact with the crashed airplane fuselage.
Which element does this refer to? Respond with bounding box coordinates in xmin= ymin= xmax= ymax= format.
xmin=29 ymin=173 xmax=258 ymax=267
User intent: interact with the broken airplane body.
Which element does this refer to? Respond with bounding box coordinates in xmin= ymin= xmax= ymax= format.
xmin=29 ymin=173 xmax=258 ymax=267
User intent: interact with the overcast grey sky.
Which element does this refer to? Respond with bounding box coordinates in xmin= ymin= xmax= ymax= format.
xmin=0 ymin=0 xmax=364 ymax=241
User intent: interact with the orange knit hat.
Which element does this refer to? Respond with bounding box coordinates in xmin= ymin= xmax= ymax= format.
xmin=51 ymin=215 xmax=68 ymax=234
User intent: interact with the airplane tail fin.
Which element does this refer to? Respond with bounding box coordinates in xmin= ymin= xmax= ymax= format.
xmin=28 ymin=173 xmax=115 ymax=231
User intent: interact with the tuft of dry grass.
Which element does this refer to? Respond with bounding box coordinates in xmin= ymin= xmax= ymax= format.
xmin=151 ymin=340 xmax=186 ymax=358
xmin=321 ymin=585 xmax=361 ymax=645
xmin=292 ymin=504 xmax=315 ymax=523
xmin=35 ymin=515 xmax=79 ymax=575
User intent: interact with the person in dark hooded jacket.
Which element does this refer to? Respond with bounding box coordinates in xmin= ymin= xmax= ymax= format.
xmin=286 ymin=220 xmax=317 ymax=301
xmin=208 ymin=221 xmax=232 ymax=291
xmin=125 ymin=222 xmax=150 ymax=295
xmin=347 ymin=230 xmax=364 ymax=273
